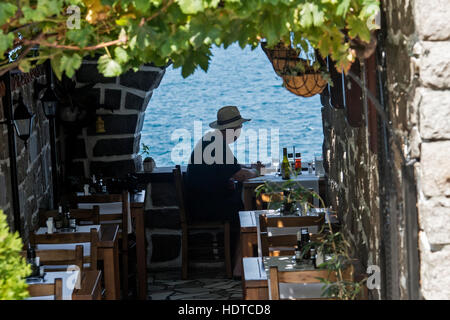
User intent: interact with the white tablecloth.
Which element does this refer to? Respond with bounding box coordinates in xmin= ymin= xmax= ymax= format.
xmin=26 ymin=270 xmax=80 ymax=300
xmin=76 ymin=194 xmax=132 ymax=234
xmin=35 ymin=225 xmax=100 ymax=269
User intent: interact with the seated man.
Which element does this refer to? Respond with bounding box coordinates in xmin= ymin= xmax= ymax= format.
xmin=186 ymin=106 xmax=262 ymax=227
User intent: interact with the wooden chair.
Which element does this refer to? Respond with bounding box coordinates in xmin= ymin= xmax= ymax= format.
xmin=21 ymin=245 xmax=84 ymax=272
xmin=27 ymin=278 xmax=63 ymax=300
xmin=259 ymin=214 xmax=324 ymax=256
xmin=269 ymin=266 xmax=353 ymax=300
xmin=70 ymin=191 xmax=130 ymax=298
xmin=173 ymin=165 xmax=232 ymax=279
xmin=30 ymin=228 xmax=98 ymax=270
xmin=38 ymin=206 xmax=100 ymax=226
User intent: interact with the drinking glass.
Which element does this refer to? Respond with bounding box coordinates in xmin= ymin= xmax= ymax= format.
xmin=314 ymin=153 xmax=324 ymax=176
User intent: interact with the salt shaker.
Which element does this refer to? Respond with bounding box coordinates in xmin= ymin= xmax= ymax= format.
xmin=83 ymin=184 xmax=90 ymax=195
xmin=46 ymin=217 xmax=54 ymax=234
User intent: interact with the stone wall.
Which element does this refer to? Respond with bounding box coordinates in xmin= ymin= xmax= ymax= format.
xmin=0 ymin=66 xmax=55 ymax=238
xmin=68 ymin=60 xmax=166 ymax=178
xmin=409 ymin=0 xmax=450 ymax=299
xmin=323 ymin=0 xmax=450 ymax=299
xmin=321 ymin=104 xmax=382 ymax=299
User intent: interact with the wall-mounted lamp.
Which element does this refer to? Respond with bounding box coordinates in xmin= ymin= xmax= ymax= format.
xmin=13 ymin=95 xmax=35 ymax=146
xmin=41 ymin=87 xmax=58 ymax=119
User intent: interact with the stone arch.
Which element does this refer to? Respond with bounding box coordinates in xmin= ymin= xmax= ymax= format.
xmin=66 ymin=60 xmax=167 ymax=178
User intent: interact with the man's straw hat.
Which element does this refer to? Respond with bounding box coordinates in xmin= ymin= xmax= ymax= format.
xmin=209 ymin=106 xmax=251 ymax=130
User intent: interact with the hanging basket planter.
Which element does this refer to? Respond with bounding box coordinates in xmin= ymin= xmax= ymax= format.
xmin=282 ymin=72 xmax=328 ymax=98
xmin=261 ymin=41 xmax=328 ymax=98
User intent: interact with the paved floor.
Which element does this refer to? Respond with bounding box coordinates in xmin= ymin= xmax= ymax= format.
xmin=147 ymin=269 xmax=243 ymax=300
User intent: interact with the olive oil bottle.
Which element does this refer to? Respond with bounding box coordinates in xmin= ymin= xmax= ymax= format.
xmin=281 ymin=147 xmax=291 ymax=180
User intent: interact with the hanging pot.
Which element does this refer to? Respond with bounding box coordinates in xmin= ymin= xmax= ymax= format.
xmin=261 ymin=41 xmax=328 ymax=97
xmin=282 ymin=72 xmax=328 ymax=98
xmin=261 ymin=42 xmax=299 ymax=76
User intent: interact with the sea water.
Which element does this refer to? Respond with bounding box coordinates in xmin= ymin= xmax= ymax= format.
xmin=141 ymin=44 xmax=324 ymax=166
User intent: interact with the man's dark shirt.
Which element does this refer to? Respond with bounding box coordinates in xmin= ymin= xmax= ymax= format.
xmin=186 ymin=131 xmax=242 ymax=224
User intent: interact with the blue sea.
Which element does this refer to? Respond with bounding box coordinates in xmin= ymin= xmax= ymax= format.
xmin=141 ymin=44 xmax=324 ymax=167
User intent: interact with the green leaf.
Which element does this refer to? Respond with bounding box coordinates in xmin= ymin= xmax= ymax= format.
xmin=66 ymin=26 xmax=94 ymax=49
xmin=98 ymin=54 xmax=123 ymax=77
xmin=134 ymin=0 xmax=151 ymax=12
xmin=60 ymin=53 xmax=82 ymax=78
xmin=336 ymin=0 xmax=350 ymax=16
xmin=0 ymin=31 xmax=14 ymax=58
xmin=0 ymin=3 xmax=17 ymax=25
xmin=114 ymin=47 xmax=130 ymax=64
xmin=177 ymin=0 xmax=205 ymax=14
xmin=347 ymin=16 xmax=371 ymax=42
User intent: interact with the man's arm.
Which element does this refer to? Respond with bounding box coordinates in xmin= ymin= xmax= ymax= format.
xmin=232 ymin=168 xmax=258 ymax=181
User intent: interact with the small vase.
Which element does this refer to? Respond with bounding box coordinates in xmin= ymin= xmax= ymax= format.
xmin=143 ymin=157 xmax=155 ymax=172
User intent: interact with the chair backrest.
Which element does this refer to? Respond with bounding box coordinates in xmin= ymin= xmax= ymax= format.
xmin=27 ymin=278 xmax=63 ymax=300
xmin=21 ymin=245 xmax=84 ymax=271
xmin=71 ymin=190 xmax=129 ymax=251
xmin=30 ymin=228 xmax=98 ymax=270
xmin=259 ymin=214 xmax=324 ymax=256
xmin=173 ymin=165 xmax=188 ymax=226
xmin=269 ymin=266 xmax=353 ymax=300
xmin=39 ymin=207 xmax=100 ymax=226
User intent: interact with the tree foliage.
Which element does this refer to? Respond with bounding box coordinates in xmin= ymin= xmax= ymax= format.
xmin=0 ymin=0 xmax=379 ymax=79
xmin=0 ymin=210 xmax=30 ymax=300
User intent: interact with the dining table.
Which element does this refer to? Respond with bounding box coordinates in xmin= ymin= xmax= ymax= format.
xmin=243 ymin=255 xmax=327 ymax=300
xmin=31 ymin=224 xmax=120 ymax=300
xmin=26 ymin=270 xmax=103 ymax=300
xmin=26 ymin=270 xmax=80 ymax=300
xmin=239 ymin=208 xmax=338 ymax=258
xmin=242 ymin=171 xmax=326 ymax=211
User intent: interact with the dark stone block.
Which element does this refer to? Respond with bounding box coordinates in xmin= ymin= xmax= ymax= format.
xmin=76 ymin=63 xmax=116 ymax=83
xmin=90 ymin=158 xmax=142 ymax=177
xmin=119 ymin=70 xmax=164 ymax=91
xmin=103 ymin=89 xmax=122 ymax=110
xmin=144 ymin=207 xmax=181 ymax=229
xmin=136 ymin=114 xmax=145 ymax=134
xmin=141 ymin=92 xmax=153 ymax=112
xmin=125 ymin=92 xmax=145 ymax=111
xmin=87 ymin=114 xmax=138 ymax=135
xmin=93 ymin=137 xmax=139 ymax=157
xmin=67 ymin=161 xmax=85 ymax=176
xmin=72 ymin=138 xmax=87 ymax=159
xmin=149 ymin=234 xmax=181 ymax=262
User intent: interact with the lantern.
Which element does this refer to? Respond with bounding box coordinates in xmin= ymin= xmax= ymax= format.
xmin=41 ymin=87 xmax=58 ymax=119
xmin=13 ymin=95 xmax=35 ymax=146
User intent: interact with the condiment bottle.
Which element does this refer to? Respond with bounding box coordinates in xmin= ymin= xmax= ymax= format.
xmin=308 ymin=162 xmax=313 ymax=174
xmin=295 ymin=231 xmax=302 ymax=263
xmin=46 ymin=217 xmax=54 ymax=234
xmin=295 ymin=153 xmax=302 ymax=174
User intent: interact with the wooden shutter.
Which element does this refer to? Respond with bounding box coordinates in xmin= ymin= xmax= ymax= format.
xmin=344 ymin=59 xmax=363 ymax=127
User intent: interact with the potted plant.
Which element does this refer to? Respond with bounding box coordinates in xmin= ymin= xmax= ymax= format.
xmin=0 ymin=210 xmax=31 ymax=300
xmin=255 ymin=177 xmax=320 ymax=215
xmin=140 ymin=143 xmax=156 ymax=172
